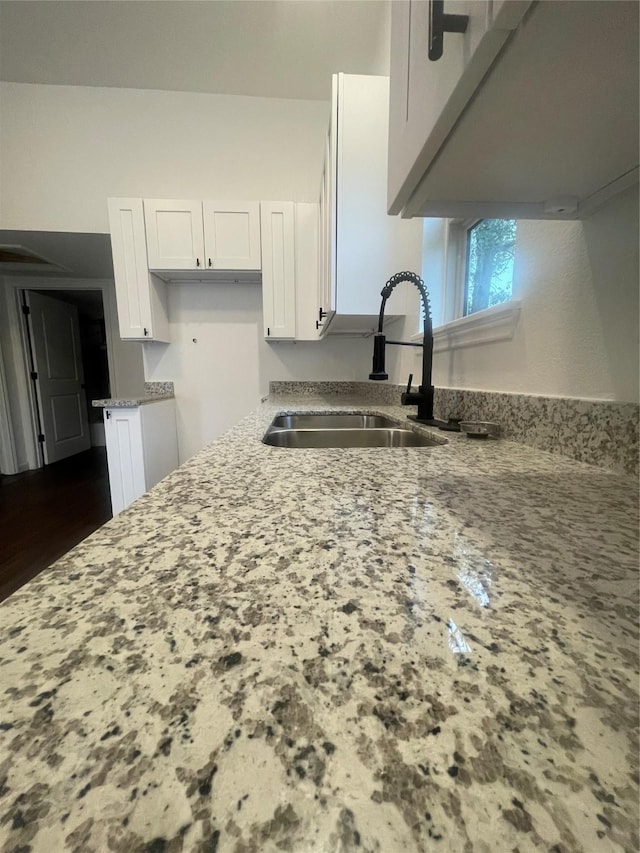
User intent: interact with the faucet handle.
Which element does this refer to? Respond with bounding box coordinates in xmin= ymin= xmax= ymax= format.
xmin=402 ymin=373 xmax=422 ymax=407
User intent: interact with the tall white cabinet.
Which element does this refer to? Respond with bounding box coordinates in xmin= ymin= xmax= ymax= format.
xmin=317 ymin=73 xmax=423 ymax=335
xmin=260 ymin=202 xmax=296 ymax=340
xmin=107 ymin=198 xmax=170 ymax=342
xmin=103 ymin=399 xmax=179 ymax=516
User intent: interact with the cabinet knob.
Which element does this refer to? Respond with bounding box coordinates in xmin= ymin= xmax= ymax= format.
xmin=106 ymin=410 xmax=111 ymax=419
xmin=428 ymin=0 xmax=468 ymax=61
xmin=208 ymin=258 xmax=212 ymax=267
xmin=196 ymin=258 xmax=201 ymax=267
xmin=143 ymin=327 xmax=149 ymax=336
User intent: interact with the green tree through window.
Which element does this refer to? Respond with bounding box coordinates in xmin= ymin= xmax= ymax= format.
xmin=465 ymin=219 xmax=516 ymax=315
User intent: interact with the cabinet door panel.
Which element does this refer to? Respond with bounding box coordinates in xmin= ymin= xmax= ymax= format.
xmin=104 ymin=408 xmax=145 ymax=516
xmin=294 ymin=203 xmax=321 ymax=341
xmin=144 ymin=199 xmax=204 ymax=269
xmin=203 ymin=202 xmax=261 ymax=270
xmin=261 ymin=202 xmax=296 ymax=339
xmin=108 ymin=198 xmax=154 ymax=339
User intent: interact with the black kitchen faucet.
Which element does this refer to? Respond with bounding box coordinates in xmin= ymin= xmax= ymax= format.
xmin=369 ymin=270 xmax=441 ymax=426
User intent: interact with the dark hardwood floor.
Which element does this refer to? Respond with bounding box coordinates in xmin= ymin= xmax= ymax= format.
xmin=0 ymin=447 xmax=112 ymax=603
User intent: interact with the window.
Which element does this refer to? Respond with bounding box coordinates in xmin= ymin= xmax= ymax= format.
xmin=463 ymin=219 xmax=516 ymax=316
xmin=418 ymin=217 xmax=521 ymax=351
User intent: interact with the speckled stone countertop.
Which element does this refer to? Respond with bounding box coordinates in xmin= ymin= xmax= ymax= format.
xmin=92 ymin=381 xmax=175 ymax=409
xmin=1 ymin=392 xmax=638 ymax=853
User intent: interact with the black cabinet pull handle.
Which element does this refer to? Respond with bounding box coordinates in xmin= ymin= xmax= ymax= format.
xmin=196 ymin=258 xmax=201 ymax=267
xmin=428 ymin=0 xmax=469 ymax=61
xmin=143 ymin=327 xmax=149 ymax=336
xmin=208 ymin=258 xmax=212 ymax=267
xmin=319 ymin=307 xmax=327 ymax=321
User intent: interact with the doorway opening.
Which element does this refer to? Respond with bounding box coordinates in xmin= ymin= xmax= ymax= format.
xmin=22 ymin=289 xmax=111 ymax=466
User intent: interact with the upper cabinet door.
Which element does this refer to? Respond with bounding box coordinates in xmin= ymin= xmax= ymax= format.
xmin=202 ymin=202 xmax=261 ymax=270
xmin=261 ymin=202 xmax=296 ymax=339
xmin=387 ymin=0 xmax=529 ymax=215
xmin=108 ymin=198 xmax=169 ymax=341
xmin=144 ymin=199 xmax=205 ymax=270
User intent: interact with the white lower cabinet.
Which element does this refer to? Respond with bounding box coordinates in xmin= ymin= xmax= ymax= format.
xmin=103 ymin=399 xmax=179 ymax=516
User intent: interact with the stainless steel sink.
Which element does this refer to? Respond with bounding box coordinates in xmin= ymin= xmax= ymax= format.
xmin=262 ymin=412 xmax=440 ymax=448
xmin=270 ymin=413 xmax=401 ymax=430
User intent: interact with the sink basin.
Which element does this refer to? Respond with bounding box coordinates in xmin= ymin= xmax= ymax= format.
xmin=270 ymin=413 xmax=401 ymax=430
xmin=262 ymin=413 xmax=440 ymax=448
xmin=263 ymin=428 xmax=439 ymax=448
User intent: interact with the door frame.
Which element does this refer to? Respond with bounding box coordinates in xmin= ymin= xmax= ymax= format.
xmin=1 ymin=277 xmax=121 ymax=473
xmin=0 ymin=341 xmax=17 ymax=473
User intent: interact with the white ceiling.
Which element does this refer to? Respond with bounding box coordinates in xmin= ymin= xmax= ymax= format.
xmin=0 ymin=0 xmax=391 ymax=100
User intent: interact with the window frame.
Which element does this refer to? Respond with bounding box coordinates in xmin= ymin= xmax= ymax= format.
xmin=418 ymin=217 xmax=521 ymax=353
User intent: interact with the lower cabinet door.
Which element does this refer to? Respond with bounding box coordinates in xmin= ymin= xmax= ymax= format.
xmin=103 ymin=408 xmax=146 ymax=516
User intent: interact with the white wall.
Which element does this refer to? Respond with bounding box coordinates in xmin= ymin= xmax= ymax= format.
xmin=0 ymin=83 xmax=330 ymax=233
xmin=393 ymin=189 xmax=639 ymax=403
xmin=143 ymin=282 xmax=373 ymax=462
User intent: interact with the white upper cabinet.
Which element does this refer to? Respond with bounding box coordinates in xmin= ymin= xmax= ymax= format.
xmin=388 ymin=0 xmax=522 ymax=215
xmin=107 ymin=198 xmax=170 ymax=342
xmin=144 ymin=199 xmax=261 ymax=275
xmin=144 ymin=199 xmax=205 ymax=270
xmin=388 ymin=0 xmax=639 ymax=219
xmin=261 ymin=202 xmax=296 ymax=340
xmin=318 ymin=73 xmax=423 ymax=335
xmin=203 ymin=202 xmax=261 ymax=270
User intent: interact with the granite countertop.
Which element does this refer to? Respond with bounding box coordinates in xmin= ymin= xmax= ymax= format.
xmin=1 ymin=393 xmax=638 ymax=853
xmin=92 ymin=381 xmax=175 ymax=409
xmin=92 ymin=394 xmax=173 ymax=409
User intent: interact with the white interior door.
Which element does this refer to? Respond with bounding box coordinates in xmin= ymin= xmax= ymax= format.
xmin=25 ymin=291 xmax=91 ymax=464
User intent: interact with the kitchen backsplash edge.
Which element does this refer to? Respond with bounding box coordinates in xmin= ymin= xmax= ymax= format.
xmin=269 ymin=381 xmax=639 ymax=476
xmin=144 ymin=381 xmax=174 ymax=397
